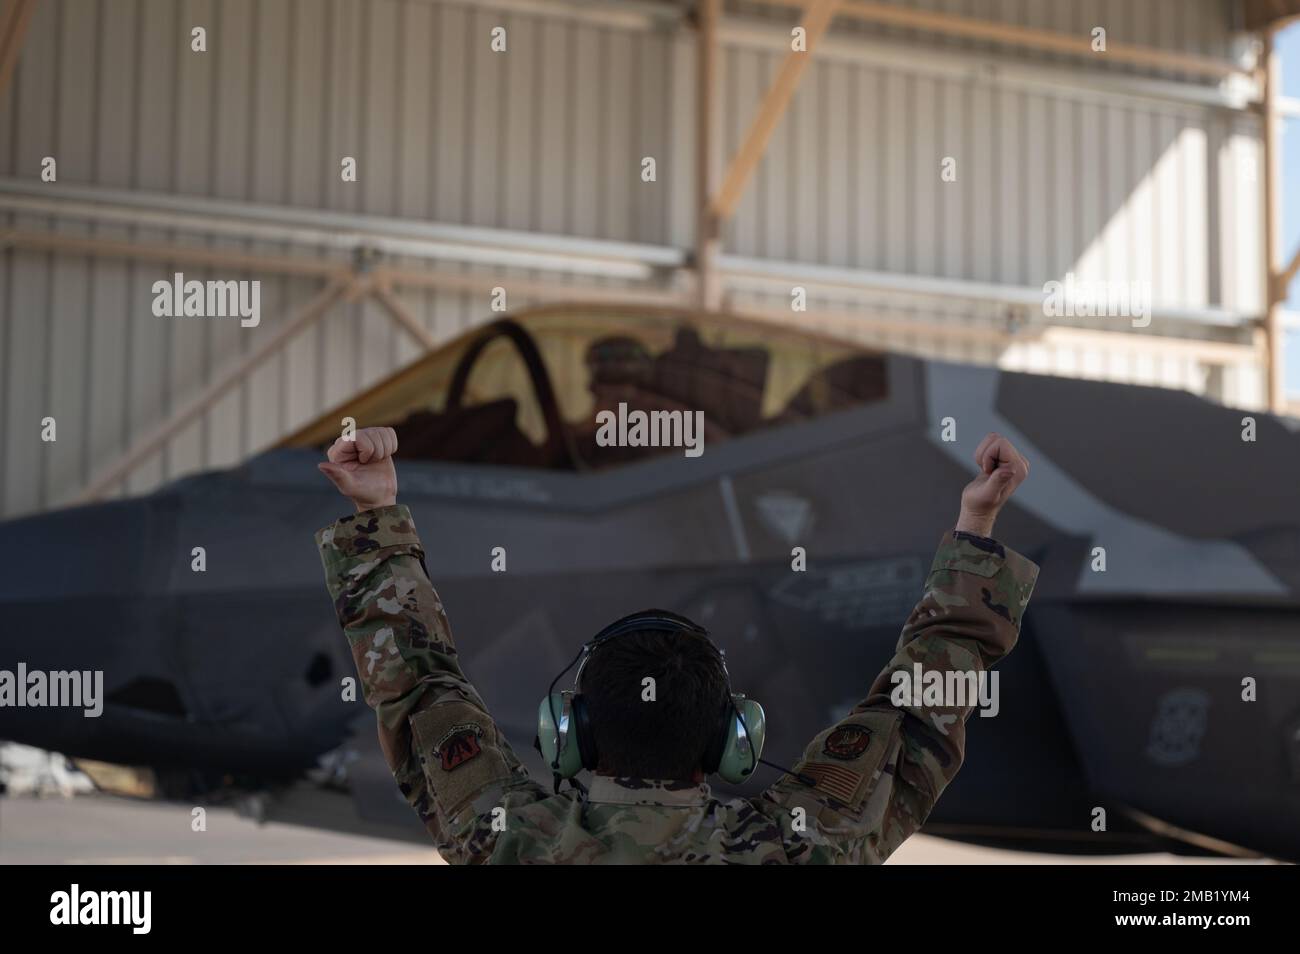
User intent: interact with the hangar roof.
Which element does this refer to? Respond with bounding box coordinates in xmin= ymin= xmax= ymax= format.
xmin=1242 ymin=0 xmax=1300 ymax=31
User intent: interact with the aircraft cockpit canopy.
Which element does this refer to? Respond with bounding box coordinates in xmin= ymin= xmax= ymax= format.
xmin=282 ymin=305 xmax=889 ymax=470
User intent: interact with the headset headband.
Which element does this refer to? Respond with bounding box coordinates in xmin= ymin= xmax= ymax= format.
xmin=573 ymin=610 xmax=730 ymax=691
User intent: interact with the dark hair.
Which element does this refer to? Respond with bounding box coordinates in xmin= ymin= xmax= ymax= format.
xmin=580 ymin=616 xmax=729 ymax=779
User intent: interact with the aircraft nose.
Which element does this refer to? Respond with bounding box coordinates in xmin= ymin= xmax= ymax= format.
xmin=0 ymin=498 xmax=161 ymax=755
xmin=0 ymin=497 xmax=156 ymax=685
xmin=0 ymin=498 xmax=154 ymax=605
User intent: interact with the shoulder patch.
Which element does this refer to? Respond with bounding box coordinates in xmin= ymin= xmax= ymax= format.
xmin=436 ymin=723 xmax=484 ymax=772
xmin=410 ymin=700 xmax=515 ymax=818
xmin=823 ymin=724 xmax=872 ymax=760
xmin=766 ymin=710 xmax=903 ymax=829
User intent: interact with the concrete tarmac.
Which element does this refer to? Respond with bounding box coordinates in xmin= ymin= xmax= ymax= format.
xmin=0 ymin=795 xmax=1266 ymax=865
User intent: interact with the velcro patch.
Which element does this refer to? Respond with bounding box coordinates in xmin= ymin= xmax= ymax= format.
xmin=778 ymin=710 xmax=903 ymax=820
xmin=823 ymin=724 xmax=872 ymax=760
xmin=410 ymin=700 xmax=512 ymax=818
xmin=436 ymin=723 xmax=484 ymax=771
xmin=802 ymin=761 xmax=865 ymax=805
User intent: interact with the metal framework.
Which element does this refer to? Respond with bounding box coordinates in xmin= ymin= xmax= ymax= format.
xmin=0 ymin=0 xmax=1295 ymax=502
xmin=0 ymin=0 xmax=37 ymax=101
xmin=709 ymin=0 xmax=842 ymax=222
xmin=72 ymin=276 xmax=354 ymax=503
xmin=746 ymin=0 xmax=1245 ymax=80
xmin=1262 ymin=29 xmax=1295 ymax=413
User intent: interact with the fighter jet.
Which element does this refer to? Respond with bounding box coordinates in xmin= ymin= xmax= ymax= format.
xmin=1 ymin=303 xmax=1297 ymax=860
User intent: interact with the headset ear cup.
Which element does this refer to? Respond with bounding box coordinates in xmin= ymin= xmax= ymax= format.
xmin=700 ymin=699 xmax=731 ymax=775
xmin=571 ymin=694 xmax=600 ymax=771
xmin=717 ymin=698 xmax=766 ymax=784
xmin=536 ymin=692 xmax=584 ymax=778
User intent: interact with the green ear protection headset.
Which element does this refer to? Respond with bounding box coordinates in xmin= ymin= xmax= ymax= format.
xmin=536 ymin=610 xmax=767 ymax=785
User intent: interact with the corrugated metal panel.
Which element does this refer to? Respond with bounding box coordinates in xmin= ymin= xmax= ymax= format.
xmin=719 ymin=44 xmax=1243 ymax=312
xmin=729 ymin=0 xmax=1239 ymax=72
xmin=4 ymin=0 xmax=678 ymax=240
xmin=0 ymin=0 xmax=683 ymax=517
xmin=0 ymin=0 xmax=1270 ymax=518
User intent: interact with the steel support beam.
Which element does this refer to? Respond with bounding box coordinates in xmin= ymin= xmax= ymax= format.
xmin=369 ymin=276 xmax=440 ymax=351
xmin=73 ymin=276 xmax=354 ymax=503
xmin=1262 ymin=32 xmax=1286 ymax=412
xmin=0 ymin=227 xmax=343 ymax=279
xmin=2 ymin=220 xmax=1256 ymax=328
xmin=0 ymin=0 xmax=37 ymax=102
xmin=1280 ymin=244 xmax=1300 ymax=293
xmin=0 ymin=180 xmax=683 ymax=280
xmin=2 ymin=218 xmax=1258 ymax=328
xmin=695 ymin=0 xmax=721 ymax=310
xmin=0 ymin=226 xmax=688 ymax=308
xmin=746 ymin=0 xmax=1243 ymax=81
xmin=709 ymin=0 xmax=842 ymax=223
xmin=369 ymin=263 xmax=687 ymax=308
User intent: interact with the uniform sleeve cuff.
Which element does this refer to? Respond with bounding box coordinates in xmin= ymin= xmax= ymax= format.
xmin=316 ymin=504 xmax=421 ymax=560
xmin=929 ymin=529 xmax=1039 ymax=586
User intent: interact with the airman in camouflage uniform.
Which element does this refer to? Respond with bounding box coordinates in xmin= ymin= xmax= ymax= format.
xmin=317 ymin=427 xmax=1037 ymax=864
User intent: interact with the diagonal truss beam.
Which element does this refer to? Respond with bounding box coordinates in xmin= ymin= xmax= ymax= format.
xmin=0 ymin=0 xmax=37 ymax=103
xmin=746 ymin=0 xmax=1242 ymax=81
xmin=708 ymin=0 xmax=842 ymax=223
xmin=73 ymin=276 xmax=354 ymax=503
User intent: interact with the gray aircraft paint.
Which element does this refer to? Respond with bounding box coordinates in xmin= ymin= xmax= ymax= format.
xmin=717 ymin=476 xmax=752 ymax=563
xmin=755 ymin=491 xmax=814 ymax=544
xmin=924 ymin=362 xmax=1286 ymax=596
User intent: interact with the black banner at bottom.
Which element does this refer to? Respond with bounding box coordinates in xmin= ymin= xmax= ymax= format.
xmin=5 ymin=862 xmax=1292 ymax=941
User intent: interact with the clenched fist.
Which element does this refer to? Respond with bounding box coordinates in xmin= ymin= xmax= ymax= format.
xmin=317 ymin=426 xmax=399 ymax=513
xmin=955 ymin=432 xmax=1029 ymax=539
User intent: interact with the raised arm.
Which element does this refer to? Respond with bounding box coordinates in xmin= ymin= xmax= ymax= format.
xmin=316 ymin=427 xmax=546 ymax=863
xmin=762 ymin=433 xmax=1039 ymax=863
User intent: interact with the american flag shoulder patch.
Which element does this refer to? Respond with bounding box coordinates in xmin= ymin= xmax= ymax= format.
xmin=801 ymin=761 xmax=865 ymax=805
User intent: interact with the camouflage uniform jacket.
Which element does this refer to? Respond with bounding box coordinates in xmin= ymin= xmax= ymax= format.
xmin=317 ymin=504 xmax=1038 ymax=864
